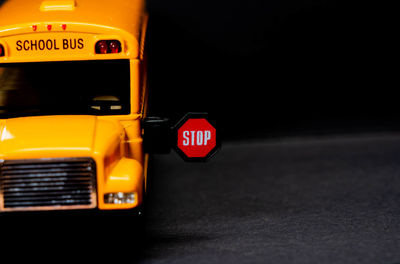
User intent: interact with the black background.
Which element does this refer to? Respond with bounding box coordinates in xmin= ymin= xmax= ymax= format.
xmin=146 ymin=0 xmax=398 ymax=140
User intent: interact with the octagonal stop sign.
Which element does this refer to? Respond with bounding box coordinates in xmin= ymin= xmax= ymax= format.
xmin=175 ymin=113 xmax=219 ymax=162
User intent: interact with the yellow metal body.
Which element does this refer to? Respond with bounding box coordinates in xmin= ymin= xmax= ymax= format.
xmin=0 ymin=0 xmax=149 ymax=210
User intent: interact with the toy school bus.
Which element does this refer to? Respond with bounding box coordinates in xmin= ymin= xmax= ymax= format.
xmin=0 ymin=0 xmax=149 ymax=212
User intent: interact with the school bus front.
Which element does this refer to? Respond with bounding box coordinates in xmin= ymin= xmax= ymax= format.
xmin=0 ymin=0 xmax=148 ymax=212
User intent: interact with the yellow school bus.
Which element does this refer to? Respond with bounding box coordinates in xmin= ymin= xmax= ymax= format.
xmin=0 ymin=0 xmax=149 ymax=212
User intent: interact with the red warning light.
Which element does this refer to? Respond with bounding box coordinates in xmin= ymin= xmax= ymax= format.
xmin=95 ymin=40 xmax=122 ymax=54
xmin=32 ymin=25 xmax=37 ymax=31
xmin=47 ymin=25 xmax=52 ymax=31
xmin=95 ymin=40 xmax=108 ymax=54
xmin=0 ymin=44 xmax=4 ymax=57
xmin=62 ymin=24 xmax=67 ymax=30
xmin=109 ymin=40 xmax=121 ymax=53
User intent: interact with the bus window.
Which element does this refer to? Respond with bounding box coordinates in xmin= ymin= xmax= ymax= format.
xmin=0 ymin=59 xmax=131 ymax=118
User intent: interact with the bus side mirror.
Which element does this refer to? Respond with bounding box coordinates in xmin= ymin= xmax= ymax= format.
xmin=142 ymin=117 xmax=172 ymax=154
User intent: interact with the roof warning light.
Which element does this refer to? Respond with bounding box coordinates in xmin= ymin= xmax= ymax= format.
xmin=95 ymin=40 xmax=122 ymax=54
xmin=0 ymin=44 xmax=5 ymax=57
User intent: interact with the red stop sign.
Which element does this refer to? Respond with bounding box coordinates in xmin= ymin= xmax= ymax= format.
xmin=176 ymin=115 xmax=218 ymax=161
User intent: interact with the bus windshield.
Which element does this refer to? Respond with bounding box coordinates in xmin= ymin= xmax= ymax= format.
xmin=0 ymin=59 xmax=131 ymax=119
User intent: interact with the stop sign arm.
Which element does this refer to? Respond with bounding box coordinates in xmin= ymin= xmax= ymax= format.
xmin=142 ymin=112 xmax=220 ymax=162
xmin=142 ymin=117 xmax=172 ymax=154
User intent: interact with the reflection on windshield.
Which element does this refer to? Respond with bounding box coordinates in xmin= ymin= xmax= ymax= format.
xmin=0 ymin=60 xmax=131 ymax=118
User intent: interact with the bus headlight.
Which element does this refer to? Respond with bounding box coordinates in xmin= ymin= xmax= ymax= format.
xmin=104 ymin=192 xmax=135 ymax=204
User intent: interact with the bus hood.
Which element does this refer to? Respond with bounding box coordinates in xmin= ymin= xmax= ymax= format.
xmin=0 ymin=115 xmax=123 ymax=159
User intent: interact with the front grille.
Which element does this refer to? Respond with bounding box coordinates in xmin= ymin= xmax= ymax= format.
xmin=0 ymin=158 xmax=97 ymax=212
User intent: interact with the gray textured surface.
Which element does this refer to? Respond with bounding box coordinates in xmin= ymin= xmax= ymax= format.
xmin=141 ymin=134 xmax=400 ymax=263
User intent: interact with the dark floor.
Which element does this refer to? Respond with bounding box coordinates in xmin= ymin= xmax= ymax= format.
xmin=141 ymin=133 xmax=400 ymax=264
